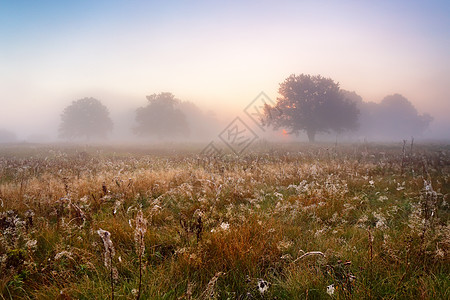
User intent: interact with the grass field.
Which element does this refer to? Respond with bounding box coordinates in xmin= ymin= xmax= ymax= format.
xmin=0 ymin=142 xmax=448 ymax=299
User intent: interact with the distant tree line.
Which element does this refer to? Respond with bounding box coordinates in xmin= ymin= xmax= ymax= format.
xmin=341 ymin=91 xmax=432 ymax=140
xmin=57 ymin=93 xmax=217 ymax=141
xmin=263 ymin=74 xmax=432 ymax=141
xmin=52 ymin=74 xmax=433 ymax=142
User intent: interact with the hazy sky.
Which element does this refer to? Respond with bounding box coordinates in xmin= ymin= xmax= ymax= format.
xmin=1 ymin=0 xmax=449 ymax=138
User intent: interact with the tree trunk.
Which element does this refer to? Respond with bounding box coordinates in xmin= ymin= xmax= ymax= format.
xmin=307 ymin=130 xmax=316 ymax=142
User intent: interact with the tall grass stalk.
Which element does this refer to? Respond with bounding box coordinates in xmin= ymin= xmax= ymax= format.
xmin=97 ymin=229 xmax=116 ymax=300
xmin=134 ymin=209 xmax=147 ymax=300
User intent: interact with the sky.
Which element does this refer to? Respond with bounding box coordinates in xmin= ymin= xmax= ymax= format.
xmin=1 ymin=0 xmax=449 ymax=139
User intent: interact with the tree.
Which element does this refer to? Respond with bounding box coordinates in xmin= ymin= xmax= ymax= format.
xmin=134 ymin=92 xmax=189 ymax=139
xmin=177 ymin=101 xmax=221 ymax=141
xmin=341 ymin=90 xmax=379 ymax=137
xmin=264 ymin=74 xmax=359 ymax=142
xmin=343 ymin=91 xmax=433 ymax=139
xmin=59 ymin=97 xmax=113 ymax=140
xmin=375 ymin=94 xmax=432 ymax=138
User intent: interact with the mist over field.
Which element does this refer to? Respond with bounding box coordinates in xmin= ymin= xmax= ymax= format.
xmin=0 ymin=1 xmax=449 ymax=145
xmin=0 ymin=90 xmax=447 ymax=145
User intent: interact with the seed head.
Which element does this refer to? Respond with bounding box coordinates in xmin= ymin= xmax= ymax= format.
xmin=97 ymin=228 xmax=115 ymax=269
xmin=134 ymin=210 xmax=148 ymax=256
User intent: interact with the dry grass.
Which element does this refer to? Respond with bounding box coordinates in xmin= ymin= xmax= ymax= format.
xmin=0 ymin=142 xmax=448 ymax=299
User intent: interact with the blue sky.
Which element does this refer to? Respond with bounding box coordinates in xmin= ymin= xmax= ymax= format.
xmin=1 ymin=0 xmax=449 ymax=138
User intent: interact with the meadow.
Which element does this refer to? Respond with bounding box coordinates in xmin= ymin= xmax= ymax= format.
xmin=0 ymin=142 xmax=448 ymax=299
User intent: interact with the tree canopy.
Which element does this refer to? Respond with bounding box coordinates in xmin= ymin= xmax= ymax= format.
xmin=134 ymin=92 xmax=189 ymax=139
xmin=177 ymin=101 xmax=220 ymax=141
xmin=377 ymin=94 xmax=432 ymax=137
xmin=343 ymin=91 xmax=433 ymax=139
xmin=264 ymin=74 xmax=359 ymax=142
xmin=59 ymin=97 xmax=113 ymax=140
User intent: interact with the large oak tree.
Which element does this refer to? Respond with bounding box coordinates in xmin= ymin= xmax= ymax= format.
xmin=264 ymin=74 xmax=359 ymax=142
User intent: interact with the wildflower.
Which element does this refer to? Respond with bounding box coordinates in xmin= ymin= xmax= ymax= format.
xmin=376 ymin=219 xmax=386 ymax=229
xmin=97 ymin=228 xmax=118 ymax=299
xmin=257 ymin=279 xmax=270 ymax=295
xmin=175 ymin=247 xmax=187 ymax=255
xmin=55 ymin=251 xmax=73 ymax=260
xmin=378 ymin=195 xmax=388 ymax=202
xmin=274 ymin=192 xmax=283 ymax=200
xmin=373 ymin=212 xmax=387 ymax=230
xmin=357 ymin=214 xmax=368 ymax=224
xmin=194 ymin=209 xmax=203 ymax=218
xmin=26 ymin=239 xmax=38 ymax=251
xmin=134 ymin=210 xmax=148 ymax=300
xmin=315 ymin=227 xmax=327 ymax=237
xmin=97 ymin=228 xmax=116 ymax=272
xmin=424 ymin=180 xmax=432 ymax=191
xmin=220 ymin=222 xmax=229 ymax=231
xmin=131 ymin=289 xmax=138 ymax=297
xmin=113 ymin=200 xmax=122 ymax=216
xmin=396 ymin=182 xmax=405 ymax=191
xmin=369 ymin=180 xmax=374 ymax=187
xmin=327 ymin=284 xmax=335 ymax=296
xmin=60 ymin=289 xmax=70 ymax=299
xmin=134 ymin=210 xmax=147 ymax=256
xmin=277 ymin=240 xmax=293 ymax=251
